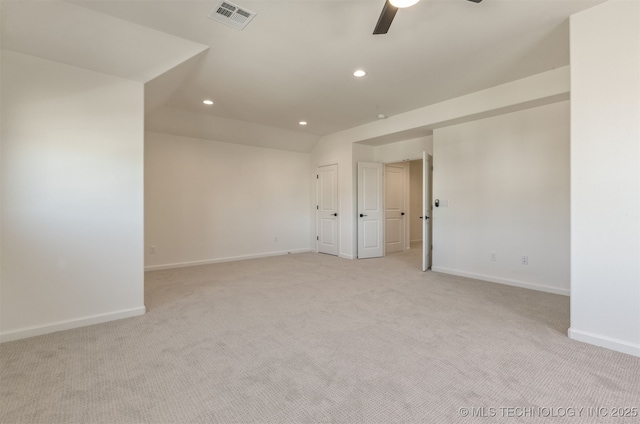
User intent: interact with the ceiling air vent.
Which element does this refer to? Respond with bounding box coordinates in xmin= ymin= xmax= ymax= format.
xmin=208 ymin=1 xmax=256 ymax=30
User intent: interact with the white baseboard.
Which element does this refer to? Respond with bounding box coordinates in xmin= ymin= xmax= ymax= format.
xmin=431 ymin=266 xmax=570 ymax=296
xmin=0 ymin=306 xmax=146 ymax=343
xmin=568 ymin=328 xmax=640 ymax=358
xmin=145 ymin=248 xmax=311 ymax=271
xmin=339 ymin=253 xmax=355 ymax=260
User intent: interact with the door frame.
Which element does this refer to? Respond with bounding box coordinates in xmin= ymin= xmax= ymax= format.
xmin=316 ymin=163 xmax=339 ymax=255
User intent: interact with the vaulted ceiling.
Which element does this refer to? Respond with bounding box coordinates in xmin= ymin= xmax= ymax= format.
xmin=2 ymin=0 xmax=605 ymax=152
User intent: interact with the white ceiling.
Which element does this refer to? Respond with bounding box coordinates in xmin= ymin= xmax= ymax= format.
xmin=1 ymin=1 xmax=209 ymax=82
xmin=2 ymin=0 xmax=605 ymax=151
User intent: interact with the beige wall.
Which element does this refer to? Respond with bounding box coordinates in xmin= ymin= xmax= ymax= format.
xmin=145 ymin=132 xmax=311 ymax=269
xmin=432 ymin=101 xmax=570 ymax=295
xmin=1 ymin=50 xmax=145 ymax=341
xmin=569 ymin=0 xmax=640 ymax=356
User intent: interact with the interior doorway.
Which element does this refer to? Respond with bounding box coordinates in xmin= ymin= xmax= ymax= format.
xmin=357 ymin=155 xmax=433 ymax=270
xmin=409 ymin=159 xmax=424 ymax=250
xmin=384 ymin=162 xmax=409 ymax=254
xmin=384 ymin=160 xmax=426 ymax=259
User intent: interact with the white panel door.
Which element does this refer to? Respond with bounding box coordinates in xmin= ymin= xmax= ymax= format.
xmin=358 ymin=162 xmax=384 ymax=259
xmin=317 ymin=164 xmax=338 ymax=256
xmin=385 ymin=163 xmax=407 ymax=254
xmin=422 ymin=153 xmax=433 ymax=271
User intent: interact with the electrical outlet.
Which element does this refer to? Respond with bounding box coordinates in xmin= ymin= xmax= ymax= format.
xmin=521 ymin=256 xmax=528 ymax=265
xmin=150 ymin=245 xmax=156 ymax=254
xmin=490 ymin=252 xmax=496 ymax=261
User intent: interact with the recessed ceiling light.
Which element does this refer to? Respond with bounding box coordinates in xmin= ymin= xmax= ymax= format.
xmin=353 ymin=69 xmax=367 ymax=78
xmin=203 ymin=99 xmax=214 ymax=105
xmin=299 ymin=121 xmax=308 ymax=126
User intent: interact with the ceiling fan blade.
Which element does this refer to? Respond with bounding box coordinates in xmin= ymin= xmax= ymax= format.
xmin=373 ymin=0 xmax=398 ymax=35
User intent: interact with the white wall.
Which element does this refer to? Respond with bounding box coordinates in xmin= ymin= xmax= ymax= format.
xmin=0 ymin=50 xmax=145 ymax=341
xmin=569 ymin=0 xmax=640 ymax=357
xmin=432 ymin=101 xmax=570 ymax=295
xmin=145 ymin=132 xmax=311 ymax=269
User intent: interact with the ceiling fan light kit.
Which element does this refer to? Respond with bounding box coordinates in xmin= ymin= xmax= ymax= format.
xmin=389 ymin=0 xmax=420 ymax=8
xmin=374 ymin=0 xmax=482 ymax=35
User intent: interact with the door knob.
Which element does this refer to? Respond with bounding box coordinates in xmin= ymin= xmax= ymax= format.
xmin=332 ymin=213 xmax=338 ymax=216
xmin=359 ymin=213 xmax=367 ymax=217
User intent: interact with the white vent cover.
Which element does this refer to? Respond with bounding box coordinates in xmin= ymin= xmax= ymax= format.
xmin=208 ymin=1 xmax=256 ymax=30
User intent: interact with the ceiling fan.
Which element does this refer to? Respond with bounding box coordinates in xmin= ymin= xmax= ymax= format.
xmin=373 ymin=0 xmax=483 ymax=35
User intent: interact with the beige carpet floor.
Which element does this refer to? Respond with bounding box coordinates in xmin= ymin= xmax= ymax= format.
xmin=1 ymin=249 xmax=639 ymax=423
